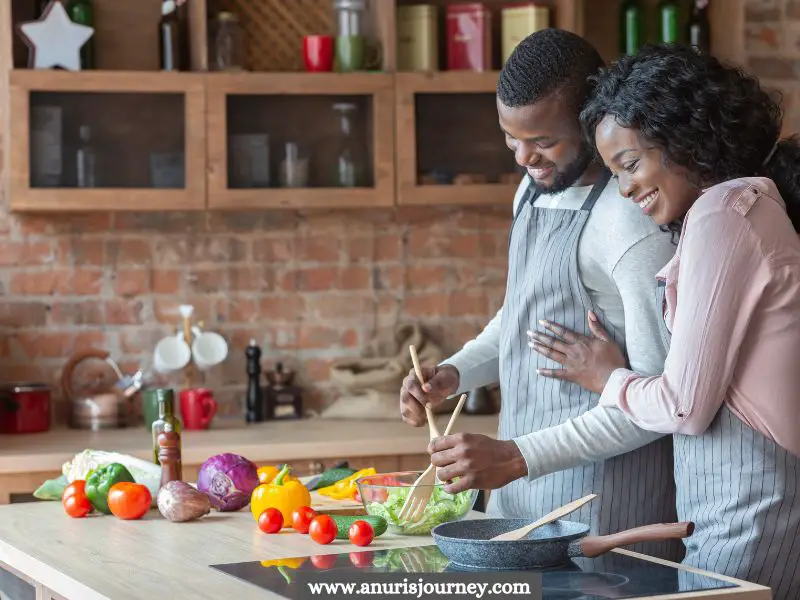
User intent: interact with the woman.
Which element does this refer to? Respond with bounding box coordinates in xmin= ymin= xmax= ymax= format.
xmin=528 ymin=44 xmax=800 ymax=597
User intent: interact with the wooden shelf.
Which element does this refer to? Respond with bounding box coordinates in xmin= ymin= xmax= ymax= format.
xmin=403 ymin=183 xmax=520 ymax=207
xmin=395 ymin=71 xmax=516 ymax=206
xmin=395 ymin=71 xmax=500 ymax=94
xmin=206 ymin=72 xmax=395 ymax=210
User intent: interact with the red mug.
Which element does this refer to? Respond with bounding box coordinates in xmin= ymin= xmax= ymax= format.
xmin=303 ymin=35 xmax=334 ymax=72
xmin=179 ymin=388 xmax=217 ymax=430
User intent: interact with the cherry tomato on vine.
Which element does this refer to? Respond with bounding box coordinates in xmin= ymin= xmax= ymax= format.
xmin=63 ymin=493 xmax=92 ymax=518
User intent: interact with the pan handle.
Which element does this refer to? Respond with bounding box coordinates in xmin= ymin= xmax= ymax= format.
xmin=569 ymin=521 xmax=695 ymax=559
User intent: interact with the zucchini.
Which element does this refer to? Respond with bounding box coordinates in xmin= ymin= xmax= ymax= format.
xmin=325 ymin=514 xmax=388 ymax=539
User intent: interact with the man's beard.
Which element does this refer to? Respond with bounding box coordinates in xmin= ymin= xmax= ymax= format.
xmin=531 ymin=145 xmax=595 ymax=195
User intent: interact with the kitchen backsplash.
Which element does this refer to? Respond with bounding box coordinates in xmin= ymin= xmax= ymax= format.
xmin=0 ymin=201 xmax=510 ymax=420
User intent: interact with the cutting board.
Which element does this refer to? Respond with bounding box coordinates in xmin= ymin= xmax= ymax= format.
xmin=298 ymin=475 xmax=365 ymax=514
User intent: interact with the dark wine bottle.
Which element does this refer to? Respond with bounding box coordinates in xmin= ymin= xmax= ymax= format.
xmin=159 ymin=0 xmax=185 ymax=71
xmin=687 ymin=0 xmax=711 ymax=53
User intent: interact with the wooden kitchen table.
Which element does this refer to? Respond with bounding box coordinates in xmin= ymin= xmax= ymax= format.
xmin=0 ymin=501 xmax=773 ymax=600
xmin=0 ymin=415 xmax=500 ymax=504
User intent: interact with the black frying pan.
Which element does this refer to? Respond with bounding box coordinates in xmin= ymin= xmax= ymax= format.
xmin=431 ymin=518 xmax=694 ymax=570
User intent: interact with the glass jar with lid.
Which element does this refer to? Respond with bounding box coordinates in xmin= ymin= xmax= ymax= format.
xmin=332 ymin=103 xmax=367 ymax=187
xmin=209 ymin=11 xmax=246 ymax=71
xmin=334 ymin=0 xmax=366 ymax=37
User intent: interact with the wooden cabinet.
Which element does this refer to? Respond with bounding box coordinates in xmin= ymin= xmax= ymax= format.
xmin=0 ymin=0 xmax=744 ymax=212
xmin=206 ymin=72 xmax=395 ymax=210
xmin=395 ymin=71 xmax=520 ymax=206
xmin=7 ymin=70 xmax=206 ymax=212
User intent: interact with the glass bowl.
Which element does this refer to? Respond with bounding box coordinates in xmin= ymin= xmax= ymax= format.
xmin=355 ymin=471 xmax=478 ymax=536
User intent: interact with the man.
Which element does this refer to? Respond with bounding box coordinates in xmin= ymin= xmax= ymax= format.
xmin=400 ymin=29 xmax=683 ymax=562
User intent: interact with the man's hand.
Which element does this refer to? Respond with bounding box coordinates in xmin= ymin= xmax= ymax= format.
xmin=429 ymin=433 xmax=528 ymax=494
xmin=399 ymin=364 xmax=460 ymax=427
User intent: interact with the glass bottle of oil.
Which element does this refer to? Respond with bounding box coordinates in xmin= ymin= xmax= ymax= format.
xmin=151 ymin=389 xmax=182 ymax=464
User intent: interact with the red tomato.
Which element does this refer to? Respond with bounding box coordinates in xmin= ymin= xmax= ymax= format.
xmin=258 ymin=508 xmax=284 ymax=534
xmin=63 ymin=493 xmax=92 ymax=518
xmin=349 ymin=551 xmax=375 ymax=567
xmin=107 ymin=482 xmax=152 ymax=520
xmin=62 ymin=480 xmax=86 ymax=501
xmin=62 ymin=480 xmax=91 ymax=518
xmin=310 ymin=554 xmax=339 ymax=569
xmin=348 ymin=520 xmax=374 ymax=547
xmin=309 ymin=515 xmax=337 ymax=545
xmin=291 ymin=506 xmax=317 ymax=534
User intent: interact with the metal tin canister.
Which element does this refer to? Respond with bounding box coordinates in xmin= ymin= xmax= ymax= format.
xmin=446 ymin=3 xmax=492 ymax=71
xmin=397 ymin=4 xmax=439 ymax=71
xmin=502 ymin=3 xmax=550 ymax=64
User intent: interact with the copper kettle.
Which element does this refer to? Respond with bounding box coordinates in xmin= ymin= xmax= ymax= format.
xmin=61 ymin=349 xmax=143 ymax=430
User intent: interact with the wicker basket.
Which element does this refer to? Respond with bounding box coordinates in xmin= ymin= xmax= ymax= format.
xmin=218 ymin=0 xmax=336 ymax=71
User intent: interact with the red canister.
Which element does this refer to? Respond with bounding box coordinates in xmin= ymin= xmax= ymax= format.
xmin=447 ymin=3 xmax=493 ymax=71
xmin=0 ymin=383 xmax=51 ymax=434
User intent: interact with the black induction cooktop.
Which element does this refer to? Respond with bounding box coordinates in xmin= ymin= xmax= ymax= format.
xmin=211 ymin=545 xmax=737 ymax=599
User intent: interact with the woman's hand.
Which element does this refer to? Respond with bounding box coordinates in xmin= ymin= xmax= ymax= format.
xmin=527 ymin=311 xmax=627 ymax=394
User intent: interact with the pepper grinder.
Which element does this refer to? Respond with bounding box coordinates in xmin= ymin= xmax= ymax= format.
xmin=245 ymin=339 xmax=264 ymax=423
xmin=158 ymin=423 xmax=182 ymax=489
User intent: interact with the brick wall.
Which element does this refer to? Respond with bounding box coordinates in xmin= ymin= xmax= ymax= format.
xmin=0 ymin=203 xmax=510 ymax=420
xmin=745 ymin=0 xmax=800 ymax=135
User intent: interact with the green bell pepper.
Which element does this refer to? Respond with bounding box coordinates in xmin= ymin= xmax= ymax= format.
xmin=85 ymin=463 xmax=135 ymax=514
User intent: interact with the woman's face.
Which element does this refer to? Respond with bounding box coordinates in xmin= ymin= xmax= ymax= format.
xmin=594 ymin=115 xmax=699 ymax=225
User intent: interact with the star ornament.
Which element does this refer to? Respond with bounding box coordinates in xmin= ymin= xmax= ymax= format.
xmin=17 ymin=1 xmax=94 ymax=71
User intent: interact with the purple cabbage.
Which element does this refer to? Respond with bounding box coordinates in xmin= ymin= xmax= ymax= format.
xmin=196 ymin=453 xmax=259 ymax=511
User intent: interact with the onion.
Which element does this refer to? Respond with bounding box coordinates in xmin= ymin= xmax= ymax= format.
xmin=157 ymin=481 xmax=212 ymax=522
xmin=196 ymin=453 xmax=259 ymax=512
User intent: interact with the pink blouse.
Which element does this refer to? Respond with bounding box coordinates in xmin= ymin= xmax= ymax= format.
xmin=598 ymin=177 xmax=800 ymax=457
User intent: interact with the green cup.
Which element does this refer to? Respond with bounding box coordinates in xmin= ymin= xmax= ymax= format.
xmin=335 ymin=35 xmax=365 ymax=72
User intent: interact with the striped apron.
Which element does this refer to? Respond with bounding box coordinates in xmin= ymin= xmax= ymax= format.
xmin=675 ymin=407 xmax=800 ymax=598
xmin=489 ymin=173 xmax=684 ymax=563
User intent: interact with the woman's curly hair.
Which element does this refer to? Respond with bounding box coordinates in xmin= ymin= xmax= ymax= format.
xmin=580 ymin=44 xmax=800 ymax=231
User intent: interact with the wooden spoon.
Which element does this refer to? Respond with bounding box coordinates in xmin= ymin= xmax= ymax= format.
xmin=490 ymin=493 xmax=598 ymax=541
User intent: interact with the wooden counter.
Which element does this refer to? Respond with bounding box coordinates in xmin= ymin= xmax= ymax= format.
xmin=0 ymin=501 xmax=772 ymax=600
xmin=0 ymin=415 xmax=500 ymax=504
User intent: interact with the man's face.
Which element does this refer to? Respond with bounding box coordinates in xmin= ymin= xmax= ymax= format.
xmin=497 ymin=93 xmax=593 ymax=194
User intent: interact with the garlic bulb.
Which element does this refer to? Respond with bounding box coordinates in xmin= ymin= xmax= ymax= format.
xmin=157 ymin=481 xmax=212 ymax=522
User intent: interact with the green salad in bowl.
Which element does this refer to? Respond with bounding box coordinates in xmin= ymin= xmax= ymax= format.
xmin=355 ymin=471 xmax=477 ymax=535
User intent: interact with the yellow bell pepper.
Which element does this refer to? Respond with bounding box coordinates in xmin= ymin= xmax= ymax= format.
xmin=250 ymin=464 xmax=311 ymax=526
xmin=317 ymin=467 xmax=376 ymax=500
xmin=261 ymin=558 xmax=306 ymax=584
xmin=258 ymin=464 xmax=299 ymax=485
xmin=261 ymin=558 xmax=307 ymax=569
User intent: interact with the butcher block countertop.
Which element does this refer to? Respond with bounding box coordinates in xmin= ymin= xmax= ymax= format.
xmin=0 ymin=501 xmax=772 ymax=600
xmin=0 ymin=415 xmax=501 ymax=475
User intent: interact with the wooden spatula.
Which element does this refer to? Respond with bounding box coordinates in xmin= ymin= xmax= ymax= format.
xmin=490 ymin=493 xmax=598 ymax=541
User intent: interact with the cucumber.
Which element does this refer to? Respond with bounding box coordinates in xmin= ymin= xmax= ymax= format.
xmin=308 ymin=467 xmax=356 ymax=491
xmin=326 ymin=514 xmax=388 ymax=539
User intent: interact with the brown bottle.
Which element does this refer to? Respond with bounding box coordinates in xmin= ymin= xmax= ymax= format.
xmin=158 ymin=423 xmax=183 ymax=488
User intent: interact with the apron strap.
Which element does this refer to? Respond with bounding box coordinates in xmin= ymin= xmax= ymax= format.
xmin=514 ymin=183 xmax=541 ymax=221
xmin=579 ymin=168 xmax=613 ymax=211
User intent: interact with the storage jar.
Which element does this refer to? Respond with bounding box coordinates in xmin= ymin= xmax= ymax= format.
xmin=502 ymin=3 xmax=550 ymax=64
xmin=446 ymin=3 xmax=492 ymax=71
